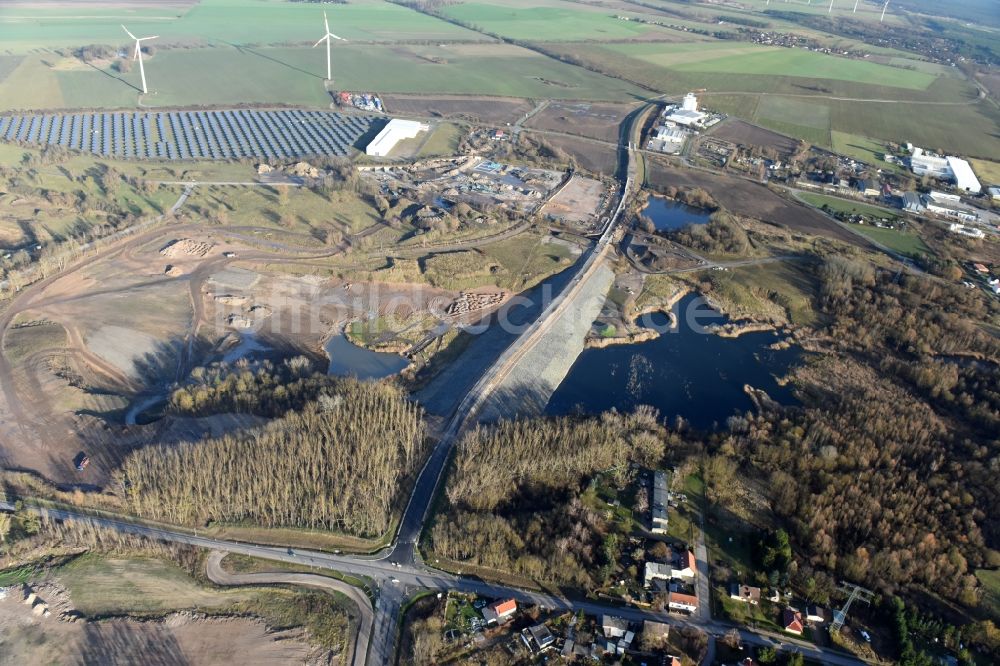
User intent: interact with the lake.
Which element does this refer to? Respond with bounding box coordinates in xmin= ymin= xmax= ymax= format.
xmin=643 ymin=196 xmax=712 ymax=231
xmin=544 ymin=293 xmax=801 ymax=429
xmin=325 ymin=331 xmax=409 ymax=380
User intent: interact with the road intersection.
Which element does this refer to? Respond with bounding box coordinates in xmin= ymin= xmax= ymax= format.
xmin=1 ymin=108 xmax=868 ymax=666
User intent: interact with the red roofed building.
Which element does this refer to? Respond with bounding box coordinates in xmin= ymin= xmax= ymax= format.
xmin=783 ymin=608 xmax=804 ymax=635
xmin=668 ymin=591 xmax=699 ymax=613
xmin=483 ymin=598 xmax=517 ymax=625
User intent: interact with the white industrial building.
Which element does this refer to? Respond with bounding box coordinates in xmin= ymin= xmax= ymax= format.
xmin=365 ymin=118 xmax=429 ymax=157
xmin=663 ymin=93 xmax=708 ymax=128
xmin=908 ymin=146 xmax=982 ymax=194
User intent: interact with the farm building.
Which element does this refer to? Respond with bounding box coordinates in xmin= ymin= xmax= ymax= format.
xmin=366 ymin=118 xmax=429 ymax=157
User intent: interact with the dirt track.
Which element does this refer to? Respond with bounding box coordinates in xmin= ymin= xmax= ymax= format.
xmin=205 ymin=551 xmax=373 ymax=666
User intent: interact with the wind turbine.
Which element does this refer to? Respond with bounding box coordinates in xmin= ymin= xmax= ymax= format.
xmin=121 ymin=25 xmax=157 ymax=95
xmin=853 ymin=0 xmax=859 ymax=12
xmin=829 ymin=0 xmax=834 ymax=13
xmin=313 ymin=11 xmax=345 ymax=81
xmin=880 ymin=0 xmax=889 ymax=22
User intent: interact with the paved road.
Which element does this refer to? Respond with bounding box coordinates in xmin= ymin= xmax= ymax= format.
xmin=205 ymin=551 xmax=373 ymax=666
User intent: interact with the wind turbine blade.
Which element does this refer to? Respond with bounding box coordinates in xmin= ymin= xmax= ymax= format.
xmin=329 ymin=33 xmax=345 ymax=41
xmin=313 ymin=36 xmax=327 ymax=48
xmin=121 ymin=24 xmax=137 ymax=40
xmin=324 ymin=11 xmax=330 ymax=35
xmin=134 ymin=44 xmax=140 ymax=60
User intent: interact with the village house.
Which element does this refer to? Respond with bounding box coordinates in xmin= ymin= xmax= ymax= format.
xmin=783 ymin=608 xmax=804 ymax=635
xmin=482 ymin=598 xmax=517 ymax=625
xmin=668 ymin=591 xmax=699 ymax=613
xmin=729 ymin=583 xmax=762 ymax=605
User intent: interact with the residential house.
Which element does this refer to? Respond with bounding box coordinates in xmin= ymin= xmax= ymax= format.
xmin=783 ymin=608 xmax=804 ymax=635
xmin=806 ymin=605 xmax=826 ymax=624
xmin=667 ymin=656 xmax=683 ymax=666
xmin=602 ymin=615 xmax=629 ymax=638
xmin=668 ymin=591 xmax=699 ymax=613
xmin=521 ymin=623 xmax=555 ymax=652
xmin=672 ymin=549 xmax=697 ymax=579
xmin=902 ymin=191 xmax=925 ymax=213
xmin=729 ymin=583 xmax=761 ymax=605
xmin=855 ymin=179 xmax=880 ymax=197
xmin=644 ymin=561 xmax=672 ymax=588
xmin=482 ymin=598 xmax=517 ymax=625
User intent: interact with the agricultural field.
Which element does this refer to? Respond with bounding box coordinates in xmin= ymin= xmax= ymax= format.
xmin=441 ymin=0 xmax=672 ymax=42
xmin=0 ymin=0 xmax=481 ymax=53
xmin=831 ymin=131 xmax=904 ymax=173
xmin=380 ymin=94 xmax=535 ymax=126
xmin=969 ymin=158 xmax=1000 ymax=187
xmin=707 ymin=119 xmax=800 ymax=157
xmin=0 ymin=42 xmax=646 ymax=111
xmin=524 ymin=100 xmax=639 ymax=143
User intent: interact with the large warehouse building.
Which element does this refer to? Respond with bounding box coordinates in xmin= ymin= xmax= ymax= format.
xmin=909 ymin=146 xmax=982 ymax=194
xmin=366 ymin=118 xmax=429 ymax=157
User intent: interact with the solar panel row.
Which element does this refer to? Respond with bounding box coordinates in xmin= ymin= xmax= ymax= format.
xmin=0 ymin=109 xmax=374 ymax=161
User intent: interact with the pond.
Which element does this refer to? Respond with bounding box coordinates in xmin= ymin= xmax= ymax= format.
xmin=325 ymin=330 xmax=409 ymax=380
xmin=642 ymin=196 xmax=712 ymax=231
xmin=544 ymin=293 xmax=802 ymax=430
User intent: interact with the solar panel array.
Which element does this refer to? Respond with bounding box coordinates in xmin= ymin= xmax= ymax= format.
xmin=0 ymin=109 xmax=375 ymax=161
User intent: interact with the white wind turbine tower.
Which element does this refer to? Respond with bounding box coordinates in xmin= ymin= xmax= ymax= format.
xmin=313 ymin=11 xmax=345 ymax=81
xmin=121 ymin=25 xmax=157 ymax=95
xmin=880 ymin=0 xmax=889 ymax=22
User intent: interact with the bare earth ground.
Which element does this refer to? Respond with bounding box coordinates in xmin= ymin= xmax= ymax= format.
xmin=0 ymin=219 xmax=463 ymax=485
xmin=645 ymin=160 xmax=874 ymax=248
xmin=541 ymin=174 xmax=608 ymax=225
xmin=528 ymin=132 xmax=620 ymax=176
xmin=380 ymin=94 xmax=536 ymax=125
xmin=0 ymin=585 xmax=317 ymax=666
xmin=524 ymin=100 xmax=639 ymax=142
xmin=707 ymin=118 xmax=799 ymax=157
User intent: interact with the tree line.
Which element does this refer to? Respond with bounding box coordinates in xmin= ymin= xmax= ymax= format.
xmin=119 ymin=380 xmax=426 ymax=536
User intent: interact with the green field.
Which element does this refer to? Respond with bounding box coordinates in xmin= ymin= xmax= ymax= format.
xmin=702 ymin=88 xmax=1000 ymax=158
xmin=442 ymin=1 xmax=662 ymax=41
xmin=831 ymin=131 xmax=904 ymax=173
xmin=0 ymin=42 xmax=645 ymax=111
xmin=58 ymin=555 xmax=256 ymax=615
xmin=977 ymin=568 xmax=1000 ymax=621
xmin=606 ymin=41 xmax=937 ymax=92
xmin=673 ymin=47 xmax=935 ymax=90
xmin=0 ymin=0 xmax=480 ymax=53
xmin=969 ymin=158 xmax=1000 ymax=187
xmin=798 ymin=193 xmax=900 ymax=220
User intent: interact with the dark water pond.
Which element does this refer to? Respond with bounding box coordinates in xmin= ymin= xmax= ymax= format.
xmin=325 ymin=331 xmax=409 ymax=380
xmin=643 ymin=196 xmax=712 ymax=231
xmin=545 ymin=294 xmax=801 ymax=429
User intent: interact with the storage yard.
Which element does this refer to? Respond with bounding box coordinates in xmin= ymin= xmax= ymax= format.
xmin=362 ymin=158 xmax=565 ymax=213
xmin=0 ymin=110 xmax=375 ymax=161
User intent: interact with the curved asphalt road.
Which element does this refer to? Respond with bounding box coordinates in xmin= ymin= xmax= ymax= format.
xmin=205 ymin=551 xmax=372 ymax=666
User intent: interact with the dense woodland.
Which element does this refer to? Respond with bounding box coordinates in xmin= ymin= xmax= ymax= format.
xmin=431 ymin=408 xmax=670 ymax=587
xmin=119 ymin=380 xmax=425 ymax=536
xmin=168 ymin=357 xmax=339 ymax=417
xmin=668 ymin=212 xmax=752 ymax=256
